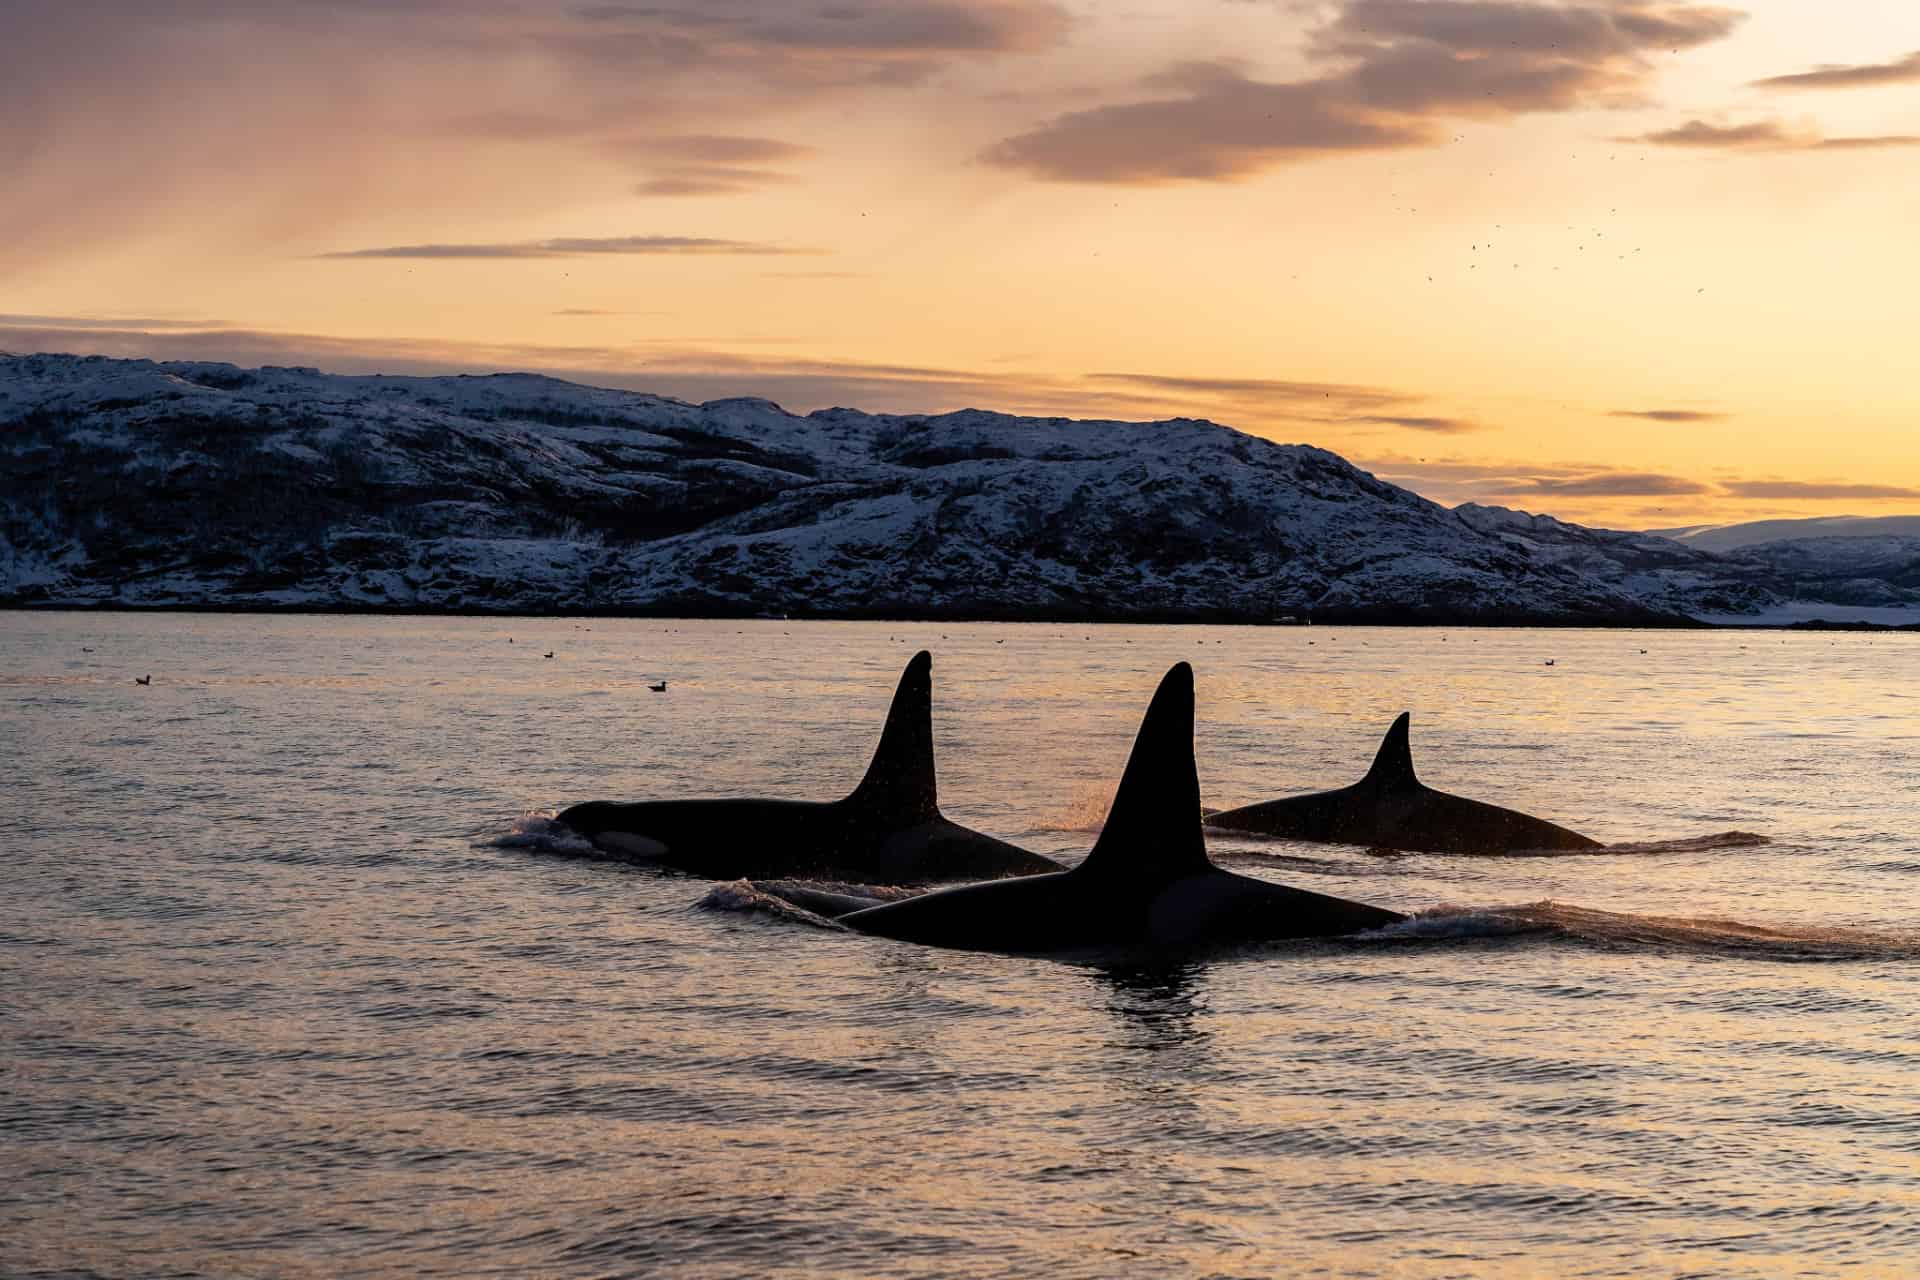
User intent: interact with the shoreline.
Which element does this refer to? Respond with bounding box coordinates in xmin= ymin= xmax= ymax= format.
xmin=6 ymin=601 xmax=1914 ymax=631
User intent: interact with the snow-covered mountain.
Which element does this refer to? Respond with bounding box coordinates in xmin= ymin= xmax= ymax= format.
xmin=3 ymin=353 xmax=1913 ymax=626
xmin=1650 ymin=515 xmax=1920 ymax=553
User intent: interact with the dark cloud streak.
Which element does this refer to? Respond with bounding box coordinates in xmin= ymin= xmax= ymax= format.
xmin=1086 ymin=371 xmax=1405 ymax=413
xmin=1609 ymin=408 xmax=1727 ymax=422
xmin=318 ymin=235 xmax=818 ymax=259
xmin=1353 ymin=415 xmax=1483 ymax=433
xmin=1622 ymin=120 xmax=1920 ymax=150
xmin=1724 ymin=481 xmax=1920 ymax=500
xmin=1753 ymin=50 xmax=1920 ymax=90
xmin=1503 ymin=472 xmax=1715 ymax=497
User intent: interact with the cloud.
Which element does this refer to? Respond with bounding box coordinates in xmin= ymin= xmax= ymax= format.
xmin=1352 ymin=414 xmax=1483 ymax=433
xmin=1609 ymin=408 xmax=1727 ymax=422
xmin=547 ymin=1 xmax=1072 ymax=88
xmin=0 ymin=313 xmax=224 ymax=332
xmin=1506 ymin=472 xmax=1715 ymax=497
xmin=986 ymin=0 xmax=1745 ymax=182
xmin=1085 ymin=371 xmax=1407 ymax=415
xmin=573 ymin=1 xmax=1069 ymax=56
xmin=318 ymin=235 xmax=817 ymax=259
xmin=1369 ymin=453 xmax=1920 ymax=515
xmin=1722 ymin=480 xmax=1920 ymax=500
xmin=984 ymin=74 xmax=1429 ymax=183
xmin=615 ymin=134 xmax=815 ymax=165
xmin=608 ymin=134 xmax=815 ymax=195
xmin=1628 ymin=119 xmax=1800 ymax=147
xmin=1811 ymin=135 xmax=1920 ymax=150
xmin=1360 ymin=452 xmax=1701 ymax=507
xmin=635 ymin=169 xmax=803 ymax=196
xmin=1753 ymin=50 xmax=1920 ymax=91
xmin=1622 ymin=119 xmax=1920 ymax=150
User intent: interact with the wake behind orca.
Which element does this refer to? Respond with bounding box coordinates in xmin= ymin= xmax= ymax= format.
xmin=840 ymin=664 xmax=1406 ymax=957
xmin=1205 ymin=713 xmax=1601 ymax=855
xmin=557 ymin=652 xmax=1061 ymax=884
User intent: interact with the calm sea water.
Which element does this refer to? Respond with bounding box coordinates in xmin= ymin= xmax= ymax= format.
xmin=5 ymin=613 xmax=1919 ymax=1279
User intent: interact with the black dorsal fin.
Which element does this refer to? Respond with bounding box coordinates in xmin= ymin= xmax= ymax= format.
xmin=1076 ymin=663 xmax=1210 ymax=880
xmin=843 ymin=651 xmax=941 ymax=824
xmin=1361 ymin=712 xmax=1418 ymax=789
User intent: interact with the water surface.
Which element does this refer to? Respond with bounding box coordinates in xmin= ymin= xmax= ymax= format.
xmin=5 ymin=614 xmax=1918 ymax=1278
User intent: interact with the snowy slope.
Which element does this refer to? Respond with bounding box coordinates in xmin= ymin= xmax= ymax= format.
xmin=1650 ymin=515 xmax=1920 ymax=552
xmin=1 ymin=353 xmax=1910 ymax=625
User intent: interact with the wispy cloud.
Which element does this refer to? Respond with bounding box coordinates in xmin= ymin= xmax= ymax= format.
xmin=624 ymin=135 xmax=815 ymax=164
xmin=1810 ymin=135 xmax=1920 ymax=150
xmin=1368 ymin=453 xmax=1920 ymax=515
xmin=1621 ymin=119 xmax=1920 ymax=150
xmin=986 ymin=0 xmax=1745 ymax=183
xmin=1753 ymin=50 xmax=1920 ymax=91
xmin=1609 ymin=408 xmax=1727 ymax=423
xmin=0 ymin=313 xmax=223 ymax=332
xmin=1512 ymin=472 xmax=1715 ymax=497
xmin=1085 ymin=371 xmax=1404 ymax=414
xmin=608 ymin=134 xmax=816 ymax=196
xmin=1723 ymin=480 xmax=1920 ymax=500
xmin=318 ymin=235 xmax=819 ymax=259
xmin=1352 ymin=414 xmax=1483 ymax=434
xmin=1362 ymin=454 xmax=1720 ymax=505
xmin=635 ymin=169 xmax=803 ymax=196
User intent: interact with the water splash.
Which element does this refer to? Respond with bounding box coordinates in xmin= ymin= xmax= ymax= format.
xmin=1600 ymin=831 xmax=1770 ymax=855
xmin=484 ymin=810 xmax=596 ymax=856
xmin=699 ymin=878 xmax=920 ymax=924
xmin=1365 ymin=901 xmax=1920 ymax=961
xmin=695 ymin=880 xmax=850 ymax=931
xmin=1031 ymin=783 xmax=1112 ymax=834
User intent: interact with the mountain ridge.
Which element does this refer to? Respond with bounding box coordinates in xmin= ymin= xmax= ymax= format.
xmin=4 ymin=353 xmax=1916 ymax=627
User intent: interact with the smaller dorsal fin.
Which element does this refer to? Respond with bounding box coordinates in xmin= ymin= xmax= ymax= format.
xmin=1361 ymin=712 xmax=1418 ymax=789
xmin=1076 ymin=663 xmax=1211 ymax=881
xmin=843 ymin=652 xmax=941 ymax=824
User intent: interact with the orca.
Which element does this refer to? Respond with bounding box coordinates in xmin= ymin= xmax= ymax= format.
xmin=1204 ymin=713 xmax=1601 ymax=854
xmin=557 ymin=652 xmax=1061 ymax=884
xmin=839 ymin=664 xmax=1405 ymax=956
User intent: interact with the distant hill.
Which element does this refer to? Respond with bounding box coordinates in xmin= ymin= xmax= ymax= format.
xmin=1649 ymin=515 xmax=1920 ymax=553
xmin=3 ymin=353 xmax=1916 ymax=626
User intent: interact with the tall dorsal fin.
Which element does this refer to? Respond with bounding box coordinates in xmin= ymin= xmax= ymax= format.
xmin=1361 ymin=712 xmax=1418 ymax=789
xmin=843 ymin=651 xmax=941 ymax=824
xmin=1076 ymin=663 xmax=1210 ymax=880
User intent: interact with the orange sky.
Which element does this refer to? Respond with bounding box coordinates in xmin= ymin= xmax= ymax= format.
xmin=4 ymin=0 xmax=1918 ymax=528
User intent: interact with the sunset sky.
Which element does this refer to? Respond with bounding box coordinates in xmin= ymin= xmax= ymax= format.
xmin=5 ymin=0 xmax=1917 ymax=528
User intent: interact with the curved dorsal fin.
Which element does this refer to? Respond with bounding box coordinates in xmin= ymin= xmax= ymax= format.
xmin=1361 ymin=712 xmax=1418 ymax=789
xmin=843 ymin=651 xmax=941 ymax=824
xmin=1076 ymin=663 xmax=1210 ymax=881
